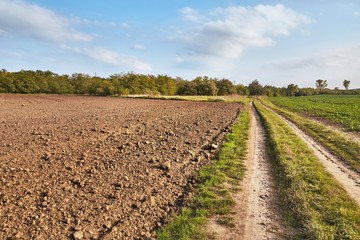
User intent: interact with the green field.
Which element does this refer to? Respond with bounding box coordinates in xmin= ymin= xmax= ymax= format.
xmin=269 ymin=95 xmax=360 ymax=131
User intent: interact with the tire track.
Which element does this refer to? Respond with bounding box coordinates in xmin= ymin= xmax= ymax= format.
xmin=208 ymin=102 xmax=285 ymax=239
xmin=261 ymin=101 xmax=360 ymax=204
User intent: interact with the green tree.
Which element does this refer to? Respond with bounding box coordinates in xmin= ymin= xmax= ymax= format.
xmin=286 ymin=84 xmax=299 ymax=96
xmin=193 ymin=76 xmax=218 ymax=96
xmin=177 ymin=81 xmax=198 ymax=95
xmin=264 ymin=85 xmax=276 ymax=97
xmin=315 ymin=79 xmax=328 ymax=91
xmin=155 ymin=75 xmax=177 ymax=95
xmin=235 ymin=84 xmax=249 ymax=96
xmin=70 ymin=73 xmax=92 ymax=94
xmin=0 ymin=77 xmax=16 ymax=93
xmin=343 ymin=80 xmax=350 ymax=90
xmin=248 ymin=80 xmax=265 ymax=95
xmin=216 ymin=79 xmax=235 ymax=95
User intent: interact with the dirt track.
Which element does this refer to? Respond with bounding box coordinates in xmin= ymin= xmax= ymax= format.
xmin=0 ymin=95 xmax=242 ymax=239
xmin=208 ymin=102 xmax=285 ymax=240
xmin=266 ymin=105 xmax=360 ymax=204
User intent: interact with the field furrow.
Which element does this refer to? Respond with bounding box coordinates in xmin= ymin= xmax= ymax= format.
xmin=0 ymin=94 xmax=242 ymax=240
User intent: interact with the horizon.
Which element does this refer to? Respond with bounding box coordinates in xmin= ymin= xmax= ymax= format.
xmin=1 ymin=0 xmax=359 ymax=89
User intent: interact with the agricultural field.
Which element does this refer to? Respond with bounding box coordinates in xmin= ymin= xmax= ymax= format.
xmin=157 ymin=96 xmax=360 ymax=240
xmin=1 ymin=94 xmax=359 ymax=240
xmin=254 ymin=100 xmax=360 ymax=239
xmin=269 ymin=95 xmax=360 ymax=131
xmin=0 ymin=94 xmax=242 ymax=239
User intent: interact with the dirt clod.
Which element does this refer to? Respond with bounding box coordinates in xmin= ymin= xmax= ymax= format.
xmin=73 ymin=230 xmax=83 ymax=239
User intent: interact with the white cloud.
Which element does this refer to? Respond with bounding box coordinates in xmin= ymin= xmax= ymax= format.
xmin=354 ymin=11 xmax=360 ymax=16
xmin=175 ymin=57 xmax=184 ymax=63
xmin=300 ymin=29 xmax=312 ymax=36
xmin=132 ymin=44 xmax=146 ymax=50
xmin=179 ymin=7 xmax=202 ymax=22
xmin=276 ymin=45 xmax=360 ymax=70
xmin=72 ymin=17 xmax=130 ymax=29
xmin=174 ymin=4 xmax=309 ymax=59
xmin=0 ymin=1 xmax=149 ymax=72
xmin=0 ymin=0 xmax=92 ymax=43
xmin=263 ymin=45 xmax=360 ymax=88
xmin=83 ymin=47 xmax=152 ymax=71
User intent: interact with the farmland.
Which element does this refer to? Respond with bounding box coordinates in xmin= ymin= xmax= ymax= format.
xmin=254 ymin=100 xmax=360 ymax=239
xmin=269 ymin=95 xmax=360 ymax=131
xmin=0 ymin=94 xmax=242 ymax=239
xmin=1 ymin=94 xmax=359 ymax=240
xmin=156 ymin=95 xmax=360 ymax=240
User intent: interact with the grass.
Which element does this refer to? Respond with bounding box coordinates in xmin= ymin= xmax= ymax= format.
xmin=254 ymin=100 xmax=360 ymax=240
xmin=269 ymin=95 xmax=360 ymax=131
xmin=156 ymin=100 xmax=250 ymax=240
xmin=261 ymin=98 xmax=360 ymax=173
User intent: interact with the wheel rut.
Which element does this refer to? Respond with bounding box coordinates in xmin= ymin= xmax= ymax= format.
xmin=208 ymin=102 xmax=285 ymax=239
xmin=261 ymin=101 xmax=360 ymax=204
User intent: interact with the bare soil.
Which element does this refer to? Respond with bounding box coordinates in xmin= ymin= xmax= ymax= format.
xmin=208 ymin=103 xmax=286 ymax=240
xmin=0 ymin=94 xmax=242 ymax=240
xmin=262 ymin=102 xmax=360 ymax=204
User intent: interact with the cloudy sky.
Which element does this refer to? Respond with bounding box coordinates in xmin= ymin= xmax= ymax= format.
xmin=1 ymin=0 xmax=359 ymax=88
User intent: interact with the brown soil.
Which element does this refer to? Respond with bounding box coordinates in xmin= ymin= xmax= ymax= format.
xmin=262 ymin=102 xmax=360 ymax=204
xmin=0 ymin=94 xmax=242 ymax=240
xmin=207 ymin=102 xmax=286 ymax=240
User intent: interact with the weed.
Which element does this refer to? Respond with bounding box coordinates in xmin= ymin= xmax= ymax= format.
xmin=157 ymin=102 xmax=250 ymax=239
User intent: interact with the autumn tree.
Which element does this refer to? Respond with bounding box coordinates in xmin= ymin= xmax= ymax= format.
xmin=343 ymin=80 xmax=350 ymax=90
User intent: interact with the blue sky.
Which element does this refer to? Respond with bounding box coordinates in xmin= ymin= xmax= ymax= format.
xmin=1 ymin=0 xmax=359 ymax=88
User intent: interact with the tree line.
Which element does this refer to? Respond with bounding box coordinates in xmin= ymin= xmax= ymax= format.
xmin=0 ymin=69 xmax=358 ymax=96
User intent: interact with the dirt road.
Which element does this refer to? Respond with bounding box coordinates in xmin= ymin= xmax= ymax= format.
xmin=208 ymin=102 xmax=285 ymax=240
xmin=261 ymin=102 xmax=360 ymax=204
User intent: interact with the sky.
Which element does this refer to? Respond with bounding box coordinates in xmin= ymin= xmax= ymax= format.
xmin=0 ymin=0 xmax=360 ymax=89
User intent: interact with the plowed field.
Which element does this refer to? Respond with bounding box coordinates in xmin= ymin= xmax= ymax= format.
xmin=0 ymin=95 xmax=242 ymax=240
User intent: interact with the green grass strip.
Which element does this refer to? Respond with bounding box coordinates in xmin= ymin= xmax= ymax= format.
xmin=263 ymin=98 xmax=360 ymax=173
xmin=157 ymin=102 xmax=250 ymax=240
xmin=254 ymin=100 xmax=360 ymax=240
xmin=269 ymin=95 xmax=360 ymax=132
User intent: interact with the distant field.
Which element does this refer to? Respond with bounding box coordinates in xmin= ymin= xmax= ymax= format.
xmin=269 ymin=95 xmax=360 ymax=131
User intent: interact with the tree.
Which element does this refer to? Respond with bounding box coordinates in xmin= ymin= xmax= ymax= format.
xmin=248 ymin=80 xmax=265 ymax=95
xmin=155 ymin=75 xmax=177 ymax=95
xmin=235 ymin=84 xmax=249 ymax=95
xmin=286 ymin=84 xmax=299 ymax=96
xmin=264 ymin=85 xmax=276 ymax=97
xmin=343 ymin=80 xmax=350 ymax=90
xmin=193 ymin=76 xmax=218 ymax=96
xmin=315 ymin=79 xmax=328 ymax=91
xmin=216 ymin=79 xmax=235 ymax=95
xmin=177 ymin=81 xmax=198 ymax=95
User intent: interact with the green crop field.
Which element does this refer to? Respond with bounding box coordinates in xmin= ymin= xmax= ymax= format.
xmin=269 ymin=95 xmax=360 ymax=131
